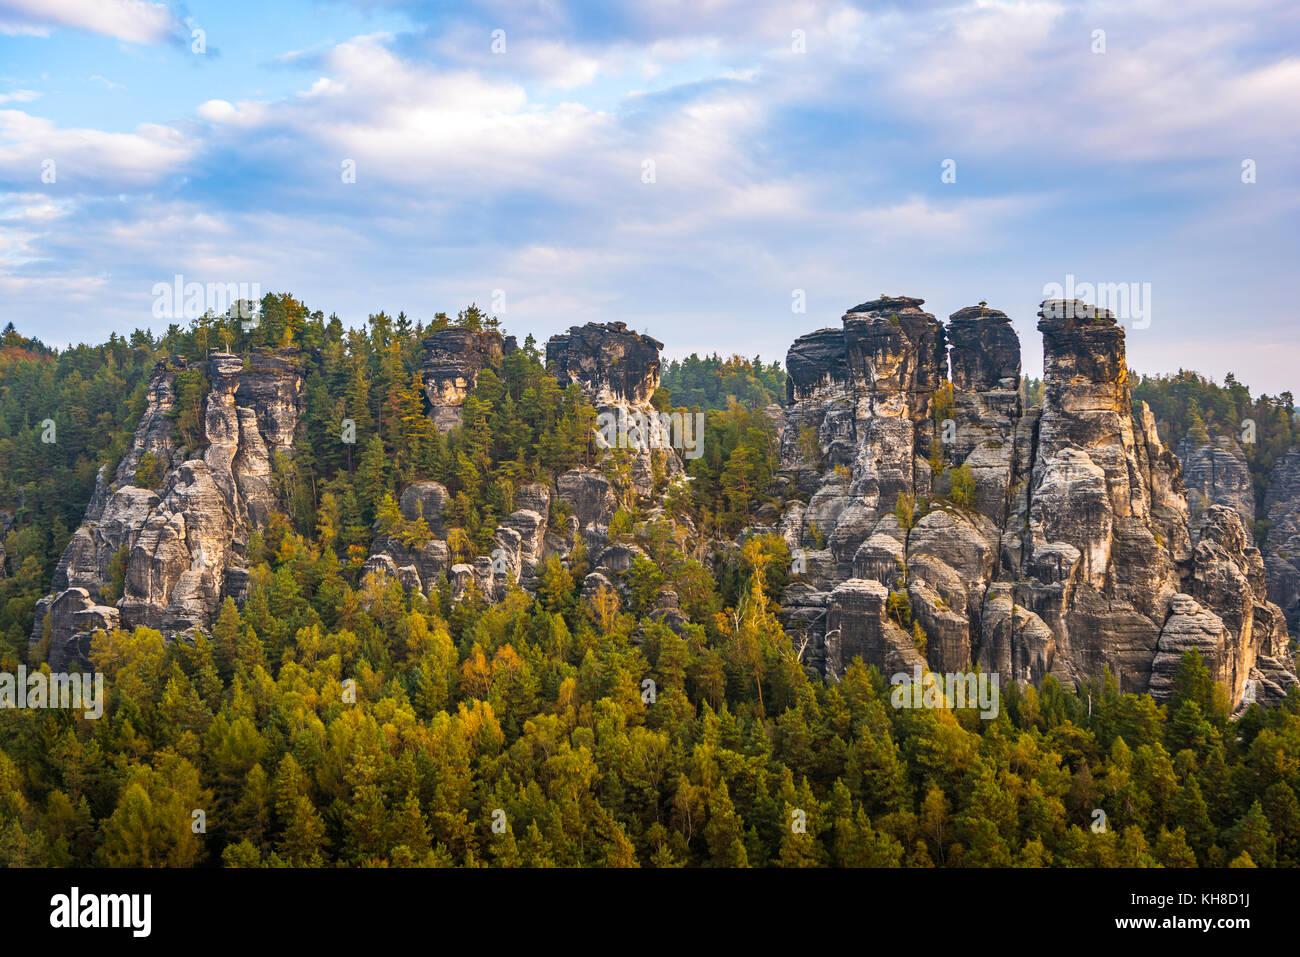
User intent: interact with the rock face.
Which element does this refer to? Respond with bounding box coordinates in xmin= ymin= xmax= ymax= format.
xmin=779 ymin=298 xmax=956 ymax=675
xmin=33 ymin=303 xmax=1295 ymax=713
xmin=363 ymin=321 xmax=692 ymax=608
xmin=776 ymin=297 xmax=1296 ymax=709
xmin=944 ymin=305 xmax=1022 ymax=531
xmin=364 ymin=480 xmax=452 ymax=596
xmin=364 ymin=477 xmax=553 ymax=600
xmin=546 ymin=321 xmax=662 ymax=407
xmin=1179 ymin=437 xmax=1255 ymax=532
xmin=1263 ymin=449 xmax=1300 ymax=632
xmin=534 ymin=325 xmax=689 ymax=590
xmin=556 ymin=467 xmax=617 ymax=546
xmin=546 ymin=321 xmax=685 ymax=501
xmin=32 ymin=352 xmax=303 ymax=670
xmin=1013 ymin=303 xmax=1188 ymax=693
xmin=1171 ymin=431 xmax=1300 ymax=646
xmin=1150 ymin=507 xmax=1296 ymax=709
xmin=825 ymin=579 xmax=926 ymax=677
xmin=422 ymin=328 xmax=516 ymax=431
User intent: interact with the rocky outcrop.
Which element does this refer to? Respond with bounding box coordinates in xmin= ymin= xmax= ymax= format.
xmin=364 ymin=478 xmax=553 ymax=598
xmin=1263 ymin=449 xmax=1300 ymax=632
xmin=778 ymin=298 xmax=976 ymax=679
xmin=546 ymin=322 xmax=685 ymax=501
xmin=29 ymin=588 xmax=119 ymax=669
xmin=361 ymin=323 xmax=693 ymax=608
xmin=399 ymin=481 xmax=450 ymax=536
xmin=422 ymin=328 xmax=516 ymax=431
xmin=50 ymin=363 xmax=183 ymax=599
xmin=33 ymin=300 xmax=1293 ymax=712
xmin=1179 ymin=437 xmax=1255 ymax=532
xmin=546 ymin=321 xmax=662 ymax=407
xmin=1148 ymin=594 xmax=1232 ymax=699
xmin=1168 ymin=428 xmax=1300 ymax=692
xmin=1009 ymin=303 xmax=1187 ymax=693
xmin=1179 ymin=505 xmax=1296 ymax=707
xmin=364 ymin=481 xmax=453 ymax=596
xmin=32 ymin=352 xmax=303 ymax=670
xmin=557 ymin=467 xmax=616 ymax=546
xmin=1144 ymin=504 xmax=1294 ymax=707
xmin=825 ymin=579 xmax=926 ymax=677
xmin=779 ymin=297 xmax=946 ymax=572
xmin=942 ymin=306 xmax=1022 ymax=529
xmin=774 ymin=297 xmax=1295 ymax=709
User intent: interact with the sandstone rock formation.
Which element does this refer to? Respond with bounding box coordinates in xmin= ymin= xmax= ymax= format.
xmin=1168 ymin=425 xmax=1300 ymax=653
xmin=364 ymin=480 xmax=452 ymax=595
xmin=547 ymin=321 xmax=662 ymax=407
xmin=1149 ymin=506 xmax=1296 ymax=709
xmin=422 ymin=327 xmax=516 ymax=431
xmin=825 ymin=578 xmax=926 ymax=677
xmin=1179 ymin=436 xmax=1255 ymax=532
xmin=775 ymin=297 xmax=1296 ymax=709
xmin=31 ymin=300 xmax=1295 ymax=713
xmin=364 ymin=321 xmax=691 ymax=607
xmin=1263 ymin=449 xmax=1300 ymax=632
xmin=32 ymin=352 xmax=303 ymax=670
xmin=547 ymin=321 xmax=687 ymax=502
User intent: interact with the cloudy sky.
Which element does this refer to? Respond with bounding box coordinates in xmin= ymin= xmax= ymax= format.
xmin=1 ymin=0 xmax=1297 ymax=392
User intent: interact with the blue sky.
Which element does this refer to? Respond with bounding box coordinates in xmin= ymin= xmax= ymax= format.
xmin=1 ymin=0 xmax=1297 ymax=393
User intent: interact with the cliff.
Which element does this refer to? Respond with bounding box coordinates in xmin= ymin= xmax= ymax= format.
xmin=367 ymin=321 xmax=687 ymax=607
xmin=546 ymin=321 xmax=685 ymax=499
xmin=29 ymin=307 xmax=1297 ymax=711
xmin=1178 ymin=436 xmax=1255 ymax=532
xmin=1168 ymin=430 xmax=1300 ymax=639
xmin=546 ymin=321 xmax=663 ymax=407
xmin=1264 ymin=449 xmax=1300 ymax=631
xmin=774 ymin=298 xmax=1296 ymax=710
xmin=32 ymin=351 xmax=303 ymax=670
xmin=422 ymin=327 xmax=516 ymax=431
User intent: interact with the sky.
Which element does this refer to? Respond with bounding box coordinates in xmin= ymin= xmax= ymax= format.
xmin=1 ymin=0 xmax=1297 ymax=393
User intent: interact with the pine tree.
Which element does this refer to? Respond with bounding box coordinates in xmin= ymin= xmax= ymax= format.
xmin=356 ymin=434 xmax=390 ymax=523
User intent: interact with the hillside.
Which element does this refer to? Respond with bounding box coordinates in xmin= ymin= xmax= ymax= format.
xmin=1 ymin=298 xmax=1299 ymax=868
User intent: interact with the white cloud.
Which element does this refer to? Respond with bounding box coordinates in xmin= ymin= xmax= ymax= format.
xmin=0 ymin=110 xmax=193 ymax=187
xmin=2 ymin=3 xmax=1297 ymax=393
xmin=864 ymin=0 xmax=1300 ymax=164
xmin=0 ymin=0 xmax=177 ymax=44
xmin=0 ymin=191 xmax=70 ymax=224
xmin=197 ymin=99 xmax=270 ymax=127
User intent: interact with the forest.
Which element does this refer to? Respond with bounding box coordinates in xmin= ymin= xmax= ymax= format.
xmin=0 ymin=302 xmax=1297 ymax=867
xmin=1133 ymin=369 xmax=1297 ymax=542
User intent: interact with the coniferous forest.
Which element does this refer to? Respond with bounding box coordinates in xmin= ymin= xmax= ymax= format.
xmin=2 ymin=301 xmax=1298 ymax=870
